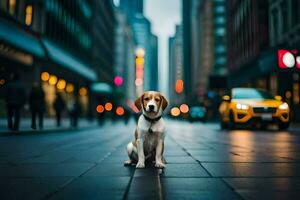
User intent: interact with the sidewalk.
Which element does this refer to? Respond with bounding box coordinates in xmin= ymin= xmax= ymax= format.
xmin=0 ymin=117 xmax=99 ymax=134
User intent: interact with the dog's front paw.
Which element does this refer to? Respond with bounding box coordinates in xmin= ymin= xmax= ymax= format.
xmin=155 ymin=162 xmax=166 ymax=168
xmin=136 ymin=162 xmax=145 ymax=168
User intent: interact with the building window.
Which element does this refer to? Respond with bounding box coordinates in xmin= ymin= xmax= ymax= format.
xmin=272 ymin=9 xmax=279 ymax=43
xmin=25 ymin=5 xmax=33 ymax=26
xmin=215 ymin=16 xmax=225 ymax=25
xmin=215 ymin=6 xmax=225 ymax=14
xmin=291 ymin=0 xmax=299 ymax=25
xmin=215 ymin=45 xmax=226 ymax=54
xmin=215 ymin=27 xmax=225 ymax=36
xmin=281 ymin=1 xmax=288 ymax=33
xmin=8 ymin=0 xmax=16 ymax=16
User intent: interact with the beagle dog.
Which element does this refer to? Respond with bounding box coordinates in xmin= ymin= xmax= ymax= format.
xmin=124 ymin=91 xmax=168 ymax=168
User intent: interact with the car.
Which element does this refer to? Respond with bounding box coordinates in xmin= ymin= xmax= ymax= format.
xmin=219 ymin=88 xmax=290 ymax=130
xmin=189 ymin=106 xmax=207 ymax=122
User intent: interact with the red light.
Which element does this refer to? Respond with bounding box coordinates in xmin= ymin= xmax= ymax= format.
xmin=278 ymin=49 xmax=295 ymax=68
xmin=96 ymin=105 xmax=104 ymax=113
xmin=296 ymin=56 xmax=300 ymax=68
xmin=105 ymin=102 xmax=113 ymax=111
xmin=180 ymin=104 xmax=189 ymax=113
xmin=114 ymin=76 xmax=123 ymax=86
xmin=116 ymin=106 xmax=125 ymax=116
xmin=175 ymin=80 xmax=184 ymax=93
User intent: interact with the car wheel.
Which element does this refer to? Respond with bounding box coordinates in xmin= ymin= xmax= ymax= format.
xmin=278 ymin=122 xmax=289 ymax=130
xmin=228 ymin=111 xmax=235 ymax=130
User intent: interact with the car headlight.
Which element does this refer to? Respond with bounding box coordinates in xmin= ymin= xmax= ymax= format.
xmin=279 ymin=102 xmax=289 ymax=110
xmin=236 ymin=103 xmax=249 ymax=110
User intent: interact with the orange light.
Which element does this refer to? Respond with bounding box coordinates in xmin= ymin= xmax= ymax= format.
xmin=79 ymin=87 xmax=88 ymax=96
xmin=105 ymin=102 xmax=113 ymax=111
xmin=96 ymin=105 xmax=105 ymax=113
xmin=0 ymin=79 xmax=5 ymax=85
xmin=170 ymin=107 xmax=180 ymax=117
xmin=180 ymin=104 xmax=189 ymax=113
xmin=56 ymin=79 xmax=66 ymax=90
xmin=136 ymin=57 xmax=144 ymax=65
xmin=116 ymin=106 xmax=125 ymax=116
xmin=41 ymin=72 xmax=50 ymax=81
xmin=66 ymin=83 xmax=74 ymax=93
xmin=175 ymin=80 xmax=184 ymax=93
xmin=48 ymin=75 xmax=57 ymax=85
xmin=25 ymin=5 xmax=32 ymax=26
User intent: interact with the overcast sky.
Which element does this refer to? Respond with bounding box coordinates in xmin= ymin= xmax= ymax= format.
xmin=145 ymin=0 xmax=181 ymax=95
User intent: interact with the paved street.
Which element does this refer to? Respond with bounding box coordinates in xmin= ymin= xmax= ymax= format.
xmin=1 ymin=120 xmax=300 ymax=200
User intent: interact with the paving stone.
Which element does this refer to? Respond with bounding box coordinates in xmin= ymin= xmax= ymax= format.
xmin=0 ymin=177 xmax=71 ymax=200
xmin=202 ymin=163 xmax=300 ymax=177
xmin=161 ymin=164 xmax=210 ymax=177
xmin=85 ymin=164 xmax=135 ymax=177
xmin=0 ymin=163 xmax=93 ymax=177
xmin=50 ymin=177 xmax=130 ymax=200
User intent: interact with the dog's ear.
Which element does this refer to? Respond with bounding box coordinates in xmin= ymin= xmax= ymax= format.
xmin=135 ymin=94 xmax=144 ymax=111
xmin=161 ymin=95 xmax=168 ymax=111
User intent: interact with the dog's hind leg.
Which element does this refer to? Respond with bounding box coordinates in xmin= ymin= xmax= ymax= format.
xmin=124 ymin=142 xmax=138 ymax=166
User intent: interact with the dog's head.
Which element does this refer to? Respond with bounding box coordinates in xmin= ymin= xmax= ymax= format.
xmin=135 ymin=91 xmax=168 ymax=118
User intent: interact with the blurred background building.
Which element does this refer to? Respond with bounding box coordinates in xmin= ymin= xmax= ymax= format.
xmin=119 ymin=0 xmax=158 ymax=95
xmin=0 ymin=0 xmax=115 ymax=117
xmin=168 ymin=25 xmax=184 ymax=106
xmin=226 ymin=0 xmax=300 ymax=120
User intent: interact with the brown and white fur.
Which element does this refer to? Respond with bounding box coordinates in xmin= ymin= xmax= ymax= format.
xmin=124 ymin=91 xmax=168 ymax=168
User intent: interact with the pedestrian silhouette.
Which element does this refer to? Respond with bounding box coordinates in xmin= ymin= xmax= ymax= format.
xmin=29 ymin=82 xmax=45 ymax=129
xmin=124 ymin=107 xmax=131 ymax=124
xmin=68 ymin=97 xmax=81 ymax=128
xmin=5 ymin=73 xmax=26 ymax=131
xmin=53 ymin=93 xmax=65 ymax=127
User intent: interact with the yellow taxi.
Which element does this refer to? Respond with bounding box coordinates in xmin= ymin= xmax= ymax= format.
xmin=219 ymin=88 xmax=290 ymax=130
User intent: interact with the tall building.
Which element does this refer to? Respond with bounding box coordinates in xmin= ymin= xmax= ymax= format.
xmin=119 ymin=0 xmax=143 ymax=19
xmin=226 ymin=0 xmax=269 ymax=87
xmin=150 ymin=34 xmax=159 ymax=91
xmin=194 ymin=0 xmax=227 ymax=101
xmin=182 ymin=0 xmax=192 ymax=102
xmin=0 ymin=0 xmax=115 ymax=116
xmin=169 ymin=25 xmax=184 ymax=106
xmin=119 ymin=0 xmax=158 ymax=94
xmin=114 ymin=8 xmax=136 ymax=102
xmin=268 ymin=0 xmax=300 ymax=120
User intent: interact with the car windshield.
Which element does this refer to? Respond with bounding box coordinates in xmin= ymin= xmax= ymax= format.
xmin=232 ymin=88 xmax=274 ymax=100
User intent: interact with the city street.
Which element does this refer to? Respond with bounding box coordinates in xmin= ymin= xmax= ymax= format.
xmin=1 ymin=120 xmax=300 ymax=200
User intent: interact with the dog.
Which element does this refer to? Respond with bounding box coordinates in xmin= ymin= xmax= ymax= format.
xmin=124 ymin=91 xmax=168 ymax=168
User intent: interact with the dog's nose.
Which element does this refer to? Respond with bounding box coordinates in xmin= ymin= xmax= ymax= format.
xmin=149 ymin=105 xmax=154 ymax=110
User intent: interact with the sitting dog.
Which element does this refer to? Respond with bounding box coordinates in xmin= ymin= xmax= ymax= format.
xmin=124 ymin=91 xmax=168 ymax=168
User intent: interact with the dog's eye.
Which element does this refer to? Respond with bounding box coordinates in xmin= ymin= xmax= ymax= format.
xmin=155 ymin=98 xmax=160 ymax=102
xmin=144 ymin=97 xmax=150 ymax=101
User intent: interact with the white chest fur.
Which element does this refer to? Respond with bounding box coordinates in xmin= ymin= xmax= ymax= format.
xmin=137 ymin=115 xmax=165 ymax=155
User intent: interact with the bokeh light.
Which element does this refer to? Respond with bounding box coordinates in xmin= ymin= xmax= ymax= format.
xmin=180 ymin=104 xmax=189 ymax=113
xmin=116 ymin=106 xmax=125 ymax=116
xmin=48 ymin=75 xmax=57 ymax=85
xmin=114 ymin=76 xmax=123 ymax=86
xmin=171 ymin=107 xmax=180 ymax=117
xmin=41 ymin=72 xmax=50 ymax=81
xmin=96 ymin=105 xmax=105 ymax=113
xmin=105 ymin=102 xmax=113 ymax=111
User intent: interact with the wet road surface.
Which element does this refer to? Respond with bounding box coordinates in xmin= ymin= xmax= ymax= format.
xmin=0 ymin=120 xmax=300 ymax=199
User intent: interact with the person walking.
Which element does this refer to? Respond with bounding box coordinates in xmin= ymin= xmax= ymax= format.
xmin=5 ymin=73 xmax=26 ymax=131
xmin=68 ymin=97 xmax=81 ymax=128
xmin=29 ymin=83 xmax=45 ymax=129
xmin=53 ymin=93 xmax=65 ymax=127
